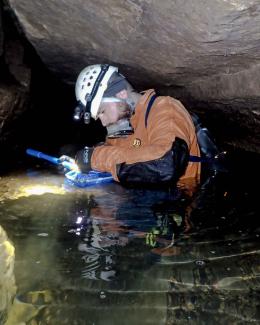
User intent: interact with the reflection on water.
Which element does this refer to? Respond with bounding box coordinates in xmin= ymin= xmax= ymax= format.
xmin=0 ymin=168 xmax=259 ymax=324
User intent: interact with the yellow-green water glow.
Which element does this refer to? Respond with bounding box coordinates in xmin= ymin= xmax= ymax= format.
xmin=0 ymin=172 xmax=105 ymax=201
xmin=0 ymin=173 xmax=64 ymax=201
xmin=18 ymin=184 xmax=66 ymax=196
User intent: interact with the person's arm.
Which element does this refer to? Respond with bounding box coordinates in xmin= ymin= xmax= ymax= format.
xmin=91 ymin=103 xmax=191 ymax=184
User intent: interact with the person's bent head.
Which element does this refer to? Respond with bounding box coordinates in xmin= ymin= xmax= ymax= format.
xmin=74 ymin=64 xmax=138 ymax=138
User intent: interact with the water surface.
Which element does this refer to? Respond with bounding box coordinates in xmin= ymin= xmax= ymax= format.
xmin=0 ymin=165 xmax=259 ymax=325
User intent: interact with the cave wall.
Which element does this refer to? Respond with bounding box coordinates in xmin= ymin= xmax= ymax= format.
xmin=0 ymin=2 xmax=31 ymax=150
xmin=0 ymin=2 xmax=106 ymax=172
xmin=0 ymin=4 xmax=3 ymax=57
xmin=0 ymin=0 xmax=260 ymax=156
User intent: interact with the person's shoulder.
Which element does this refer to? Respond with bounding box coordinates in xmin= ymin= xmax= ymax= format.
xmin=157 ymin=95 xmax=188 ymax=113
xmin=154 ymin=95 xmax=178 ymax=111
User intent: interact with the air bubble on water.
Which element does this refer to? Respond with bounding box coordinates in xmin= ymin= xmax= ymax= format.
xmin=37 ymin=233 xmax=48 ymax=237
xmin=195 ymin=260 xmax=206 ymax=267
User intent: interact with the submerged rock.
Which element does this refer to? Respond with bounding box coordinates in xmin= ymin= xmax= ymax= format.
xmin=0 ymin=225 xmax=16 ymax=324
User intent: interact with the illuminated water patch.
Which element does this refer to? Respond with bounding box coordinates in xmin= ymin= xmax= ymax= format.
xmin=19 ymin=185 xmax=66 ymax=196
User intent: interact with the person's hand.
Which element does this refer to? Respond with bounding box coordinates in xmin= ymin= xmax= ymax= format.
xmin=75 ymin=147 xmax=94 ymax=173
xmin=59 ymin=155 xmax=75 ymax=164
xmin=58 ymin=155 xmax=77 ymax=173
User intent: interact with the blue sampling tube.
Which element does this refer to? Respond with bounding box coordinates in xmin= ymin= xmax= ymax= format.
xmin=26 ymin=148 xmax=113 ymax=187
xmin=26 ymin=148 xmax=77 ymax=171
xmin=26 ymin=148 xmax=59 ymax=164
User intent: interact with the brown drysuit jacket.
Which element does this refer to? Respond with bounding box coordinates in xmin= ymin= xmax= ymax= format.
xmin=91 ymin=89 xmax=201 ymax=183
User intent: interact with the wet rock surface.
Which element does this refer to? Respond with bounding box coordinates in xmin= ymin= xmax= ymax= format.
xmin=0 ymin=225 xmax=16 ymax=324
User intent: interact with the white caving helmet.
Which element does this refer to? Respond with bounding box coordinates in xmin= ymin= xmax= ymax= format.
xmin=74 ymin=64 xmax=119 ymax=124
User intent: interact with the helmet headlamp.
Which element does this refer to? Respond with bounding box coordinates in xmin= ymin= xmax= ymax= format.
xmin=73 ymin=101 xmax=84 ymax=121
xmin=73 ymin=100 xmax=91 ymax=124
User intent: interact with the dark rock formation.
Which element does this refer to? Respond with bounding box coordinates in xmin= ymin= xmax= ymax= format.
xmin=0 ymin=5 xmax=3 ymax=57
xmin=0 ymin=0 xmax=260 ymax=155
xmin=0 ymin=3 xmax=31 ymax=152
